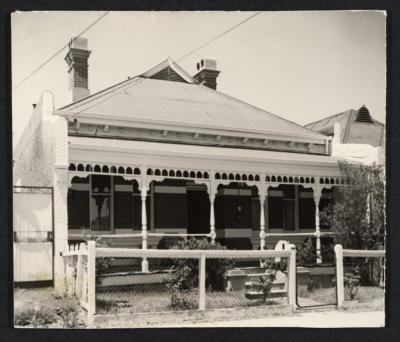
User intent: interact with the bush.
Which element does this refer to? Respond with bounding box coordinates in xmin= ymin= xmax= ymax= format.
xmin=15 ymin=307 xmax=58 ymax=328
xmin=166 ymin=238 xmax=232 ymax=309
xmin=55 ymin=303 xmax=80 ymax=328
xmin=249 ymin=274 xmax=275 ymax=303
xmin=297 ymin=238 xmax=316 ymax=266
xmin=170 ymin=289 xmax=198 ymax=311
xmin=344 ymin=267 xmax=361 ymax=300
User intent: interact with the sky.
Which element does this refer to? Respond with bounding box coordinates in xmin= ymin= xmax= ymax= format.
xmin=11 ymin=11 xmax=386 ymax=146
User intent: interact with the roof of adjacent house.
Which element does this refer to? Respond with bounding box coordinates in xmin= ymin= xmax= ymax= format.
xmin=305 ymin=106 xmax=385 ymax=147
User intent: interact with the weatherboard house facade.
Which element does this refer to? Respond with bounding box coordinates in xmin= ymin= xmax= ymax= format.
xmin=14 ymin=38 xmax=351 ymax=287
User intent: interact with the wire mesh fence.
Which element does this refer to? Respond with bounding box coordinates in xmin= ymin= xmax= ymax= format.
xmin=342 ymin=255 xmax=385 ymax=303
xmin=95 ymin=257 xmax=198 ymax=314
xmin=94 ymin=255 xmax=290 ymax=315
xmin=295 ymin=263 xmax=337 ymax=307
xmin=205 ymin=257 xmax=289 ymax=310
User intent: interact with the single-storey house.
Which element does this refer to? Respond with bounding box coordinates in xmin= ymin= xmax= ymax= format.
xmin=14 ymin=37 xmax=359 ymax=287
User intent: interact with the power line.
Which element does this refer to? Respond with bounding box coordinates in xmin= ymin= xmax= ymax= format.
xmin=13 ymin=11 xmax=109 ymax=91
xmin=176 ymin=12 xmax=261 ymax=62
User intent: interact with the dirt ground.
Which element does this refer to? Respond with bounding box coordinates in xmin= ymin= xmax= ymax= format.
xmin=13 ymin=286 xmax=384 ymax=329
xmin=14 ymin=287 xmax=87 ymax=328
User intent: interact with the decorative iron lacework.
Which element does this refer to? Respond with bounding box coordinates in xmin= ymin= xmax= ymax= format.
xmin=68 ymin=162 xmax=346 ymax=186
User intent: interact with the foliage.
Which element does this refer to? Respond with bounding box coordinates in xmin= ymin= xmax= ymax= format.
xmin=249 ymin=273 xmax=275 ymax=303
xmin=320 ymin=161 xmax=385 ymax=250
xmin=321 ymin=242 xmax=335 ymax=263
xmin=55 ymin=302 xmax=81 ymax=328
xmin=344 ymin=267 xmax=362 ymax=300
xmin=170 ymin=289 xmax=198 ymax=311
xmin=166 ymin=238 xmax=232 ymax=309
xmin=81 ymin=230 xmax=114 ymax=285
xmin=297 ymin=238 xmax=316 ymax=266
xmin=307 ymin=277 xmax=315 ymax=292
xmin=15 ymin=307 xmax=58 ymax=328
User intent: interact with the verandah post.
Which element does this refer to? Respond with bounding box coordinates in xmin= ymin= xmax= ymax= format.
xmin=199 ymin=253 xmax=206 ymax=310
xmin=87 ymin=240 xmax=96 ymax=325
xmin=313 ymin=185 xmax=322 ymax=264
xmin=287 ymin=244 xmax=297 ymax=309
xmin=258 ymin=181 xmax=267 ymax=250
xmin=208 ymin=178 xmax=217 ymax=244
xmin=141 ymin=175 xmax=149 ymax=272
xmin=334 ymin=244 xmax=344 ymax=308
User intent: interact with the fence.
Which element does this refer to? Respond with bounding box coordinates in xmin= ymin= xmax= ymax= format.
xmin=334 ymin=245 xmax=385 ymax=308
xmin=62 ymin=241 xmax=296 ymax=324
xmin=62 ymin=243 xmax=95 ymax=320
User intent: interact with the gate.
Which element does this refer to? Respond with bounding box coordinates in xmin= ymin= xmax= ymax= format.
xmin=13 ymin=186 xmax=54 ymax=284
xmin=296 ymin=260 xmax=337 ymax=308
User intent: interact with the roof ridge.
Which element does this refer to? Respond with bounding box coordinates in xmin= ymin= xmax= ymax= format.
xmin=140 ymin=57 xmax=196 ymax=84
xmin=304 ymin=109 xmax=354 ymax=127
xmin=195 ymin=83 xmax=329 ymax=139
xmin=59 ymin=76 xmax=143 ymax=112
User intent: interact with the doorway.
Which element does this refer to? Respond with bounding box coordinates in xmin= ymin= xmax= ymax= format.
xmin=187 ymin=189 xmax=210 ymax=234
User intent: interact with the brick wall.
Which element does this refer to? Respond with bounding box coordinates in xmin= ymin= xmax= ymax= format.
xmin=14 ymin=116 xmax=55 ymax=187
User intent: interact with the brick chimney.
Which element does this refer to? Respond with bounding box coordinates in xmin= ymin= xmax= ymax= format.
xmin=64 ymin=37 xmax=91 ymax=102
xmin=193 ymin=58 xmax=220 ymax=90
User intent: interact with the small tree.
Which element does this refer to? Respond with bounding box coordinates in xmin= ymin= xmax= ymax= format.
xmin=320 ymin=161 xmax=385 ymax=250
xmin=320 ymin=161 xmax=385 ymax=285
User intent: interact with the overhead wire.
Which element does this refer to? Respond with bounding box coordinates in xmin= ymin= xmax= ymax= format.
xmin=13 ymin=11 xmax=109 ymax=90
xmin=176 ymin=11 xmax=261 ymax=62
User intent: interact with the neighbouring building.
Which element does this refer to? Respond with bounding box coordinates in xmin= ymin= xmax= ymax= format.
xmin=14 ymin=37 xmax=359 ymax=288
xmin=305 ymin=106 xmax=385 ymax=165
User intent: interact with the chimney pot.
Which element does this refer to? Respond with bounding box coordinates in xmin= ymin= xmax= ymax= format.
xmin=65 ymin=36 xmax=91 ymax=102
xmin=193 ymin=57 xmax=220 ymax=90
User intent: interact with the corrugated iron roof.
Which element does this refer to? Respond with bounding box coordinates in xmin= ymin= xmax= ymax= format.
xmin=305 ymin=107 xmax=384 ymax=145
xmin=60 ymin=75 xmax=328 ymax=140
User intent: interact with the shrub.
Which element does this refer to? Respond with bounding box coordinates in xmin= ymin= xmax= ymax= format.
xmin=344 ymin=267 xmax=361 ymax=300
xmin=297 ymin=238 xmax=316 ymax=266
xmin=170 ymin=288 xmax=198 ymax=311
xmin=55 ymin=303 xmax=80 ymax=328
xmin=166 ymin=238 xmax=232 ymax=309
xmin=249 ymin=274 xmax=275 ymax=303
xmin=15 ymin=307 xmax=58 ymax=328
xmin=321 ymin=243 xmax=335 ymax=263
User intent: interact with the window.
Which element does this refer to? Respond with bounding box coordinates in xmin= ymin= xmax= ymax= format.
xmin=114 ymin=177 xmax=133 ymax=229
xmin=299 ymin=188 xmax=315 ymax=228
xmin=90 ymin=175 xmax=111 ymax=231
xmin=268 ymin=185 xmax=295 ymax=230
xmin=68 ymin=176 xmax=90 ymax=229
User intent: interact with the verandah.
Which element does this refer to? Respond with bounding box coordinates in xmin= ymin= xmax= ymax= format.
xmin=67 ymin=163 xmax=341 ymax=268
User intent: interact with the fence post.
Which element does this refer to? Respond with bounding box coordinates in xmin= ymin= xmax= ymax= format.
xmin=76 ymin=245 xmax=83 ymax=298
xmin=334 ymin=244 xmax=344 ymax=308
xmin=199 ymin=254 xmax=206 ymax=310
xmin=287 ymin=244 xmax=297 ymax=309
xmin=87 ymin=240 xmax=96 ymax=325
